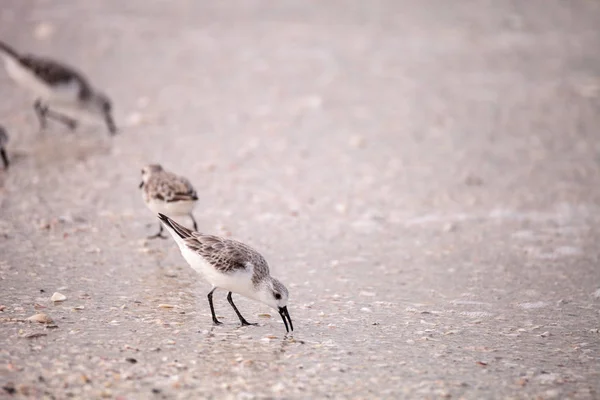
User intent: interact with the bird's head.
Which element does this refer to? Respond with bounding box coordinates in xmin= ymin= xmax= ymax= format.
xmin=257 ymin=277 xmax=293 ymax=333
xmin=139 ymin=164 xmax=164 ymax=188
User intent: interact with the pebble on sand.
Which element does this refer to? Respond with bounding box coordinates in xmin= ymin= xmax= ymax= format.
xmin=51 ymin=292 xmax=67 ymax=302
xmin=27 ymin=313 xmax=53 ymax=324
xmin=33 ymin=22 xmax=55 ymax=39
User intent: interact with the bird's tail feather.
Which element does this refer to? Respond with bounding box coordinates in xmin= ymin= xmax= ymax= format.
xmin=0 ymin=41 xmax=20 ymax=59
xmin=157 ymin=213 xmax=193 ymax=240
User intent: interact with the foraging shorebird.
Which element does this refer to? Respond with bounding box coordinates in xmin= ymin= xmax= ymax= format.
xmin=139 ymin=164 xmax=199 ymax=239
xmin=0 ymin=40 xmax=117 ymax=134
xmin=0 ymin=125 xmax=8 ymax=169
xmin=158 ymin=213 xmax=294 ymax=333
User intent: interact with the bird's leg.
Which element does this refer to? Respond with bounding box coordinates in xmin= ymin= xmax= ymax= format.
xmin=104 ymin=110 xmax=117 ymax=135
xmin=190 ymin=213 xmax=198 ymax=231
xmin=147 ymin=223 xmax=167 ymax=239
xmin=227 ymin=292 xmax=257 ymax=326
xmin=33 ymin=99 xmax=48 ymax=130
xmin=0 ymin=148 xmax=8 ymax=169
xmin=207 ymin=288 xmax=222 ymax=325
xmin=44 ymin=108 xmax=78 ymax=131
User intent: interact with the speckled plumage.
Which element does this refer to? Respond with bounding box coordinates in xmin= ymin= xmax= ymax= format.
xmin=141 ymin=164 xmax=198 ymax=204
xmin=140 ymin=164 xmax=199 ymax=238
xmin=162 ymin=214 xmax=271 ymax=286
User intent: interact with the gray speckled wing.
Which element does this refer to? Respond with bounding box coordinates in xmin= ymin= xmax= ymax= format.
xmin=146 ymin=172 xmax=198 ymax=203
xmin=158 ymin=213 xmax=270 ymax=284
xmin=185 ymin=234 xmax=270 ymax=284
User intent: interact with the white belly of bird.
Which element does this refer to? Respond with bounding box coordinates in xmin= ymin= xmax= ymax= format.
xmin=3 ymin=57 xmax=81 ymax=104
xmin=181 ymin=246 xmax=256 ymax=299
xmin=146 ymin=198 xmax=196 ymax=216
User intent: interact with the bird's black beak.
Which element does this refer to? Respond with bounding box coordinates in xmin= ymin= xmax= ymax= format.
xmin=278 ymin=306 xmax=293 ymax=333
xmin=138 ymin=181 xmax=143 ymax=189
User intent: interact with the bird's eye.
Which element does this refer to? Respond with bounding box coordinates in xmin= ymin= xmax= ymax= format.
xmin=274 ymin=293 xmax=281 ymax=300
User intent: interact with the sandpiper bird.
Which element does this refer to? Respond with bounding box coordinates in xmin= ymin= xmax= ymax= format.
xmin=0 ymin=40 xmax=117 ymax=134
xmin=139 ymin=164 xmax=199 ymax=239
xmin=158 ymin=213 xmax=294 ymax=333
xmin=0 ymin=125 xmax=8 ymax=169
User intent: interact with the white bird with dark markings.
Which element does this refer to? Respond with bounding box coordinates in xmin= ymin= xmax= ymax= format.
xmin=158 ymin=213 xmax=294 ymax=333
xmin=139 ymin=164 xmax=199 ymax=239
xmin=0 ymin=40 xmax=116 ymax=134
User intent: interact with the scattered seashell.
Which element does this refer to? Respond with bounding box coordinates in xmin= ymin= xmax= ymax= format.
xmin=73 ymin=306 xmax=85 ymax=311
xmin=271 ymin=382 xmax=286 ymax=393
xmin=23 ymin=332 xmax=47 ymax=339
xmin=158 ymin=304 xmax=175 ymax=309
xmin=334 ymin=203 xmax=347 ymax=214
xmin=126 ymin=112 xmax=144 ymax=127
xmin=163 ymin=270 xmax=178 ymax=278
xmin=443 ymin=222 xmax=457 ymax=232
xmin=51 ymin=292 xmax=67 ymax=302
xmin=257 ymin=313 xmax=271 ymax=318
xmin=27 ymin=313 xmax=53 ymax=324
xmin=33 ymin=22 xmax=55 ymax=40
xmin=348 ymin=135 xmax=366 ymax=148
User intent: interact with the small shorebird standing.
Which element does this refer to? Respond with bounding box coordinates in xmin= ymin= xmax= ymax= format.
xmin=158 ymin=213 xmax=294 ymax=333
xmin=0 ymin=40 xmax=117 ymax=134
xmin=0 ymin=125 xmax=8 ymax=169
xmin=139 ymin=164 xmax=199 ymax=239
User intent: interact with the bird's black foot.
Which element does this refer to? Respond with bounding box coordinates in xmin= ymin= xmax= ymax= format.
xmin=212 ymin=319 xmax=223 ymax=326
xmin=105 ymin=113 xmax=117 ymax=135
xmin=33 ymin=100 xmax=48 ymax=131
xmin=1 ymin=148 xmax=8 ymax=170
xmin=147 ymin=224 xmax=166 ymax=239
xmin=240 ymin=320 xmax=258 ymax=327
